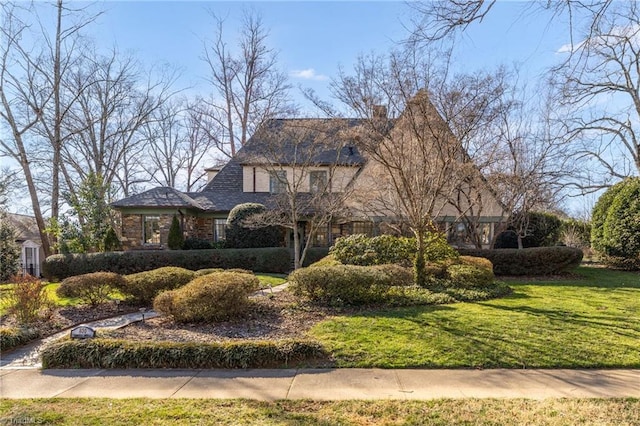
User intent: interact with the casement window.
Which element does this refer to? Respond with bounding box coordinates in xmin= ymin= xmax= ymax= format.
xmin=214 ymin=218 xmax=227 ymax=242
xmin=352 ymin=221 xmax=375 ymax=236
xmin=143 ymin=215 xmax=161 ymax=244
xmin=309 ymin=170 xmax=328 ymax=193
xmin=269 ymin=170 xmax=287 ymax=194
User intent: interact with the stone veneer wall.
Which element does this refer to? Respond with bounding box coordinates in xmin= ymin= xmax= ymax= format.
xmin=120 ymin=213 xmax=217 ymax=250
xmin=120 ymin=214 xmax=176 ymax=250
xmin=186 ymin=216 xmax=215 ymax=241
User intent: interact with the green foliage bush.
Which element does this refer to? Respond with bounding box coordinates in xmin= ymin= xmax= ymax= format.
xmin=0 ymin=326 xmax=40 ymax=351
xmin=43 ymin=247 xmax=293 ymax=280
xmin=302 ymin=247 xmax=330 ymax=266
xmin=167 ymin=215 xmax=184 ymax=250
xmin=308 ymin=255 xmax=342 ymax=268
xmin=120 ymin=267 xmax=196 ymax=304
xmin=446 ymin=264 xmax=494 ymax=288
xmin=182 ymin=237 xmax=214 ymax=250
xmin=225 ymin=203 xmax=283 ymax=248
xmin=521 ymin=212 xmax=563 ymax=247
xmin=103 ymin=227 xmax=122 ymax=252
xmin=330 ymin=233 xmax=457 ymax=267
xmin=56 ymin=272 xmax=125 ymax=306
xmin=591 ymin=180 xmax=627 ymax=254
xmin=153 ymin=272 xmax=260 ymax=323
xmin=0 ymin=214 xmax=20 ymax=282
xmin=458 ymin=247 xmax=584 ymax=275
xmin=41 ymin=338 xmax=327 ymax=369
xmin=591 ymin=177 xmax=640 ymax=270
xmin=288 ymin=264 xmax=412 ymax=305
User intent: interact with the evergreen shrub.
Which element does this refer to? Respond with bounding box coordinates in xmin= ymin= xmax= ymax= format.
xmin=591 ymin=177 xmax=640 ymax=270
xmin=225 ymin=203 xmax=283 ymax=248
xmin=120 ymin=267 xmax=196 ymax=304
xmin=153 ymin=272 xmax=260 ymax=323
xmin=458 ymin=246 xmax=583 ymax=275
xmin=43 ymin=247 xmax=293 ymax=280
xmin=57 ymin=272 xmax=125 ymax=306
xmin=41 ymin=338 xmax=327 ymax=369
xmin=167 ymin=215 xmax=184 ymax=250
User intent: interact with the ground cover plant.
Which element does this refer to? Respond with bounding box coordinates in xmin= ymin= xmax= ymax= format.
xmin=1 ymin=398 xmax=639 ymax=425
xmin=309 ymin=267 xmax=640 ymax=368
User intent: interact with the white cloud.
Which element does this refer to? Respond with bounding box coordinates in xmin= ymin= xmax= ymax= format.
xmin=290 ymin=68 xmax=328 ymax=81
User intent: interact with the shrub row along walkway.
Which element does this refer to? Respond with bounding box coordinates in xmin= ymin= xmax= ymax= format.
xmin=0 ymin=283 xmax=290 ymax=369
xmin=1 ymin=368 xmax=639 ymax=400
xmin=0 ymin=311 xmax=159 ymax=369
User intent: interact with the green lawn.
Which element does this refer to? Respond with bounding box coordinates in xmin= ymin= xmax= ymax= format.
xmin=309 ymin=267 xmax=640 ymax=368
xmin=1 ymin=398 xmax=639 ymax=425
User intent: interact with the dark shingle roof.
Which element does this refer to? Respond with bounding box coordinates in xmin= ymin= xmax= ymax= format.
xmin=114 ymin=118 xmax=368 ymax=214
xmin=234 ymin=119 xmax=366 ymax=166
xmin=111 ymin=187 xmax=205 ymax=210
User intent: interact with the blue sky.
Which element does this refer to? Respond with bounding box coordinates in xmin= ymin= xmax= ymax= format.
xmin=88 ymin=1 xmax=570 ymax=108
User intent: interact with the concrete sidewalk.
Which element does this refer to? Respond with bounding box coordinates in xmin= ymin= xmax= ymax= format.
xmin=1 ymin=368 xmax=638 ymax=400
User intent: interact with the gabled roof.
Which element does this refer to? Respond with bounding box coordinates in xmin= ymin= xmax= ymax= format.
xmin=5 ymin=213 xmax=41 ymax=243
xmin=234 ymin=119 xmax=366 ymax=166
xmin=111 ymin=187 xmax=205 ymax=210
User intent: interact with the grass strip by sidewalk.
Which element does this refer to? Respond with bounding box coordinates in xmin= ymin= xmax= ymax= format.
xmin=309 ymin=267 xmax=640 ymax=368
xmin=1 ymin=398 xmax=639 ymax=425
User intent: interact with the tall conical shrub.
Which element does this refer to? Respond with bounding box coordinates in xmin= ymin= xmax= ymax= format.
xmin=168 ymin=215 xmax=184 ymax=250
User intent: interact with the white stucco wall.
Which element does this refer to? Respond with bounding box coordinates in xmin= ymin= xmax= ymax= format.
xmin=242 ymin=165 xmax=359 ymax=193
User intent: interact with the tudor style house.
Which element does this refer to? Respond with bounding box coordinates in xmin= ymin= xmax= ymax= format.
xmin=112 ymin=95 xmax=507 ymax=251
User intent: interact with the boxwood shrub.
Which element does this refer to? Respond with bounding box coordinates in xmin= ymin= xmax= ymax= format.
xmin=288 ymin=264 xmax=413 ymax=305
xmin=43 ymin=247 xmax=293 ymax=280
xmin=458 ymin=246 xmax=583 ymax=276
xmin=57 ymin=272 xmax=126 ymax=306
xmin=41 ymin=338 xmax=327 ymax=369
xmin=120 ymin=267 xmax=196 ymax=304
xmin=153 ymin=272 xmax=260 ymax=323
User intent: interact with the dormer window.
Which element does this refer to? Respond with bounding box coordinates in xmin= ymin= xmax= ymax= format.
xmin=309 ymin=170 xmax=328 ymax=193
xmin=269 ymin=171 xmax=287 ymax=194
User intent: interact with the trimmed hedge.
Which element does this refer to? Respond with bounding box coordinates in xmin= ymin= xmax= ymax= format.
xmin=41 ymin=338 xmax=327 ymax=369
xmin=458 ymin=247 xmax=583 ymax=276
xmin=153 ymin=272 xmax=260 ymax=323
xmin=120 ymin=267 xmax=195 ymax=304
xmin=57 ymin=272 xmax=125 ymax=306
xmin=43 ymin=247 xmax=293 ymax=280
xmin=288 ymin=264 xmax=414 ymax=305
xmin=0 ymin=327 xmax=40 ymax=352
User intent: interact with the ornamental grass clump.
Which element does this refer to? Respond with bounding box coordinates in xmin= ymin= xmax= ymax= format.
xmin=121 ymin=267 xmax=196 ymax=304
xmin=57 ymin=272 xmax=125 ymax=306
xmin=153 ymin=271 xmax=260 ymax=323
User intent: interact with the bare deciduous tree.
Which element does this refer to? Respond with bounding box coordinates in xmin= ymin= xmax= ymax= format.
xmin=409 ymin=0 xmax=613 ymax=45
xmin=332 ymin=47 xmax=481 ymax=286
xmin=552 ymin=2 xmax=640 ymax=191
xmin=0 ymin=1 xmax=97 ymax=256
xmin=242 ymin=119 xmax=358 ymax=269
xmin=60 ymin=48 xmax=175 ymax=203
xmin=140 ymin=99 xmax=220 ymax=192
xmin=198 ymin=10 xmax=294 ymax=159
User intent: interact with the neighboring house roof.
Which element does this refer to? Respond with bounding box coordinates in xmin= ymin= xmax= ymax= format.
xmin=111 ymin=187 xmax=205 ymax=210
xmin=5 ymin=213 xmax=41 ymax=243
